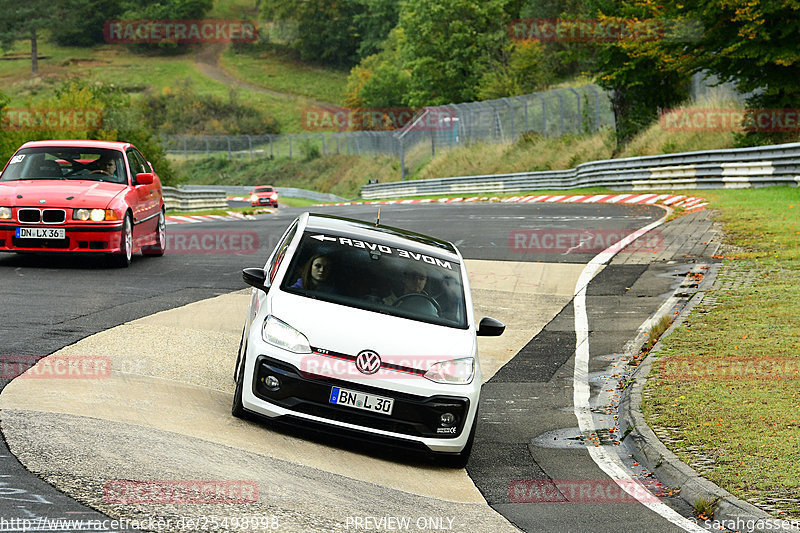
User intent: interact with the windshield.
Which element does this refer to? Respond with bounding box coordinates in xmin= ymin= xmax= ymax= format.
xmin=1 ymin=147 xmax=127 ymax=184
xmin=254 ymin=187 xmax=274 ymax=193
xmin=281 ymin=231 xmax=467 ymax=329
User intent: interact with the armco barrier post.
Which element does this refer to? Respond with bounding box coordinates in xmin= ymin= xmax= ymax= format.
xmin=587 ymin=85 xmax=601 ymax=131
xmin=568 ymin=88 xmax=581 ymax=133
xmin=400 ymin=137 xmax=406 ymax=180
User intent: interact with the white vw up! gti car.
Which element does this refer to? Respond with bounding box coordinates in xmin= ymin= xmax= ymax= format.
xmin=232 ymin=213 xmax=504 ymax=466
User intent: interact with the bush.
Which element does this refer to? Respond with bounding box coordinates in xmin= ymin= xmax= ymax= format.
xmin=0 ymin=81 xmax=177 ymax=185
xmin=140 ymin=81 xmax=279 ymax=135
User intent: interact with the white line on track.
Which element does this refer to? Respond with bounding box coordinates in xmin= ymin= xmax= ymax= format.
xmin=572 ymin=210 xmax=707 ymax=533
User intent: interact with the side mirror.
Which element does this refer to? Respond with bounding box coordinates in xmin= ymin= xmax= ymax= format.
xmin=242 ymin=267 xmax=270 ymax=293
xmin=477 ymin=317 xmax=505 ymax=337
xmin=136 ymin=172 xmax=154 ymax=184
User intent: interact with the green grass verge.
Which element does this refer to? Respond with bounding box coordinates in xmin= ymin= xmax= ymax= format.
xmin=280 ymin=197 xmax=322 ymax=208
xmin=221 ymin=45 xmax=348 ymax=106
xmin=642 ymin=187 xmax=800 ymax=519
xmin=166 ymin=205 xmax=264 ymax=217
xmin=166 ymin=196 xmax=318 ymax=215
xmin=0 ymin=36 xmax=346 ymax=133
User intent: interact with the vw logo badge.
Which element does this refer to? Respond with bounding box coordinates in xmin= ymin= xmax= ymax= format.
xmin=355 ymin=350 xmax=381 ymax=375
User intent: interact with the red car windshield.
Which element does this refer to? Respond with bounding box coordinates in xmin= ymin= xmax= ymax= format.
xmin=254 ymin=187 xmax=274 ymax=193
xmin=1 ymin=147 xmax=127 ymax=185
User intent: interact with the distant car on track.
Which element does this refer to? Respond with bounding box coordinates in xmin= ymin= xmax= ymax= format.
xmin=0 ymin=140 xmax=166 ymax=267
xmin=232 ymin=212 xmax=505 ymax=467
xmin=250 ymin=185 xmax=278 ymax=208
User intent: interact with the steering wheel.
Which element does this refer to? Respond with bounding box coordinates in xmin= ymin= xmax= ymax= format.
xmin=393 ymin=292 xmax=441 ymax=314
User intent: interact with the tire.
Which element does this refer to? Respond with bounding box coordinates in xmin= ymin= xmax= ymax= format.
xmin=233 ymin=325 xmax=246 ymax=382
xmin=436 ymin=410 xmax=478 ymax=468
xmin=142 ymin=209 xmax=165 ymax=257
xmin=111 ymin=214 xmax=133 ymax=268
xmin=232 ymin=331 xmax=248 ymax=419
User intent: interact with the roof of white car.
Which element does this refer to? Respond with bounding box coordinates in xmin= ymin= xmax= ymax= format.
xmin=303 ymin=213 xmax=459 ymax=257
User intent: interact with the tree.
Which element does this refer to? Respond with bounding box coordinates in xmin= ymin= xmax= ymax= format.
xmin=0 ymin=0 xmax=59 ymax=74
xmin=344 ymin=28 xmax=410 ymax=110
xmin=120 ymin=0 xmax=213 ymax=54
xmin=398 ymin=0 xmax=511 ymax=107
xmin=674 ymin=0 xmax=800 ymax=144
xmin=353 ymin=0 xmax=400 ymax=60
xmin=476 ymin=41 xmax=550 ymax=100
xmin=261 ymin=0 xmax=361 ymax=66
xmin=580 ymin=0 xmax=695 ymax=144
xmin=50 ymin=0 xmax=126 ymax=47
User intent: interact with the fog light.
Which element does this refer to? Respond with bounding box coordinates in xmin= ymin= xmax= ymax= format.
xmin=440 ymin=413 xmax=456 ymax=426
xmin=264 ymin=375 xmax=280 ymax=391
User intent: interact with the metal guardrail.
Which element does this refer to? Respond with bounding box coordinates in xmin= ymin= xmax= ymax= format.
xmin=177 ymin=185 xmax=347 ymax=202
xmin=361 ymin=142 xmax=800 ymax=199
xmin=162 ymin=186 xmax=228 ymax=210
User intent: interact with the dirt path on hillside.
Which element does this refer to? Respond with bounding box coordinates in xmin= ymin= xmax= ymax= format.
xmin=194 ymin=43 xmax=338 ymax=108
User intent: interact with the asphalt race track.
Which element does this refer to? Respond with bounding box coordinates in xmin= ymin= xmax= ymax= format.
xmin=0 ymin=202 xmax=722 ymax=532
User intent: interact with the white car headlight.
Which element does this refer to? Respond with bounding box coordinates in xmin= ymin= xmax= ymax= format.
xmin=0 ymin=207 xmax=11 ymax=219
xmin=423 ymin=357 xmax=475 ymax=385
xmin=262 ymin=315 xmax=311 ymax=353
xmin=250 ymin=194 xmax=258 ymax=202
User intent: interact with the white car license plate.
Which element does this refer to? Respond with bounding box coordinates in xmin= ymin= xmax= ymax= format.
xmin=329 ymin=386 xmax=394 ymax=416
xmin=16 ymin=227 xmax=65 ymax=239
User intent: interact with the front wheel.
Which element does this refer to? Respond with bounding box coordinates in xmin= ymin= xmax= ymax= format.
xmin=232 ymin=332 xmax=248 ymax=419
xmin=111 ymin=214 xmax=133 ymax=268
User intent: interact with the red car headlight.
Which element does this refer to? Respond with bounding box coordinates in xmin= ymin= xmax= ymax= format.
xmin=74 ymin=209 xmax=118 ymax=221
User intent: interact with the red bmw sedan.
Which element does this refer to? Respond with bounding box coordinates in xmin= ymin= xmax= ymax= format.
xmin=0 ymin=140 xmax=166 ymax=267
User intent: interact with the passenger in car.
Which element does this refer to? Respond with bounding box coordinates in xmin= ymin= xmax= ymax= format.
xmin=434 ymin=274 xmax=463 ymax=321
xmin=291 ymin=254 xmax=337 ymax=292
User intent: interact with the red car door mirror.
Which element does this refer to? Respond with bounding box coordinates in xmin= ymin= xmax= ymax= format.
xmin=136 ymin=172 xmax=154 ymax=184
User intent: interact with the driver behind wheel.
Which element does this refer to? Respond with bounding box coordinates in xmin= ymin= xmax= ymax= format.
xmin=383 ymin=265 xmax=429 ymax=305
xmin=91 ymin=155 xmax=116 ymax=176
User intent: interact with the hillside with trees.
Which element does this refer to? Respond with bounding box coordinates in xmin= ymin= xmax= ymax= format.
xmin=0 ymin=0 xmax=796 ymax=186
